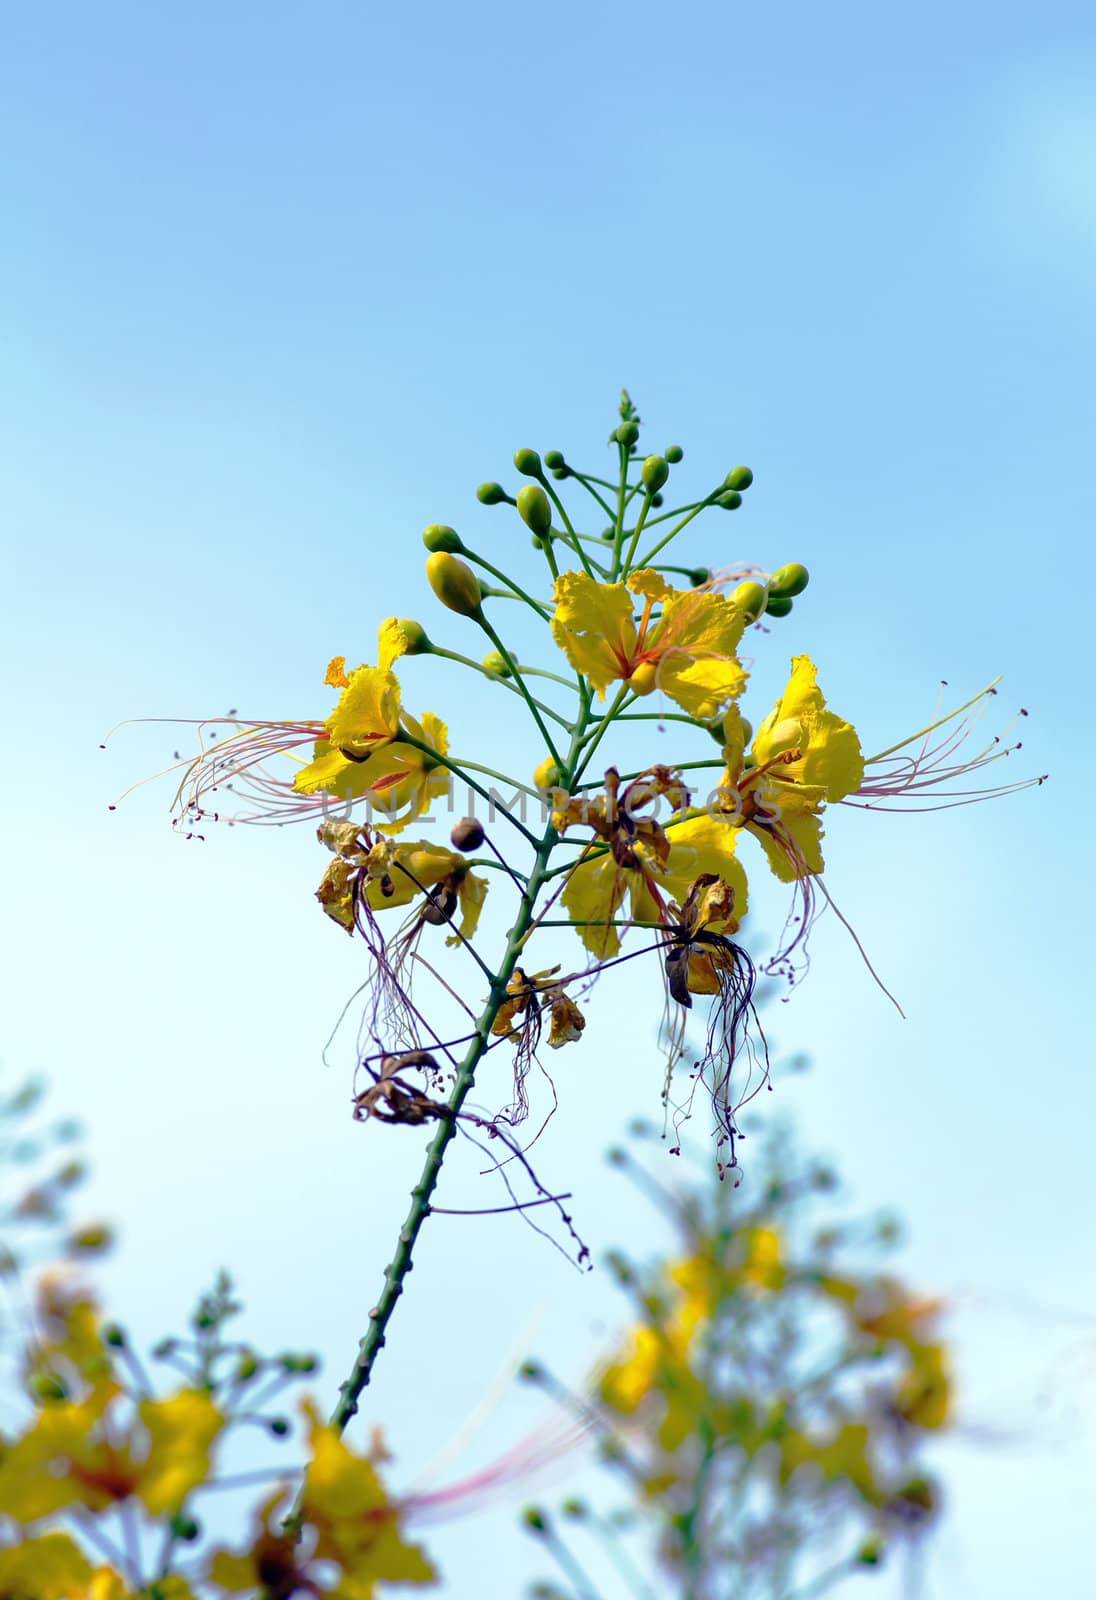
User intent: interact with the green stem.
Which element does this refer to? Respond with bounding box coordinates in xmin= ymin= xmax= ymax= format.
xmin=463 ymin=552 xmax=551 ymax=619
xmin=540 ymin=477 xmax=595 ymax=579
xmin=395 ymin=735 xmax=539 ymax=846
xmin=567 ymin=471 xmax=617 ymax=520
xmin=428 ymin=646 xmax=573 ymax=730
xmin=449 ymin=759 xmax=541 ymax=802
xmin=478 ymin=616 xmax=564 ymax=768
xmin=610 ymin=442 xmax=631 ymax=581
xmin=572 ymin=685 xmax=632 ymax=785
xmin=635 ymin=497 xmax=715 ymax=570
xmin=619 ymin=490 xmax=655 ymax=575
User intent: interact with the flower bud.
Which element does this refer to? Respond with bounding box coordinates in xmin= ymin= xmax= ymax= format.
xmin=516 ymin=483 xmax=552 ymax=537
xmin=394 ymin=618 xmax=432 ymax=654
xmin=543 ymin=450 xmax=565 ymax=470
xmin=641 ymin=455 xmax=669 ymax=494
xmin=732 ymin=580 xmax=767 ymax=622
xmin=170 ymin=1514 xmax=201 ymax=1542
xmin=627 ymin=661 xmax=658 ymax=696
xmin=561 ymin=1499 xmax=588 ymax=1520
xmin=523 ymin=1506 xmax=549 ymax=1534
xmin=31 ymin=1372 xmax=69 ymax=1401
xmin=476 ymin=481 xmax=508 ymax=506
xmin=426 ymin=553 xmax=483 ymax=617
xmin=768 ymin=562 xmax=809 ymax=598
xmin=513 ymin=447 xmax=542 ymax=477
xmin=422 ymin=524 xmax=465 ymax=554
xmin=550 ymin=465 xmax=570 ymax=479
xmin=68 ymin=1224 xmax=113 ymax=1254
xmin=689 ymin=567 xmax=711 ymax=587
xmin=534 ymin=756 xmax=563 ymax=792
xmin=451 ymin=817 xmax=485 ymax=852
xmin=857 ymin=1537 xmax=884 ymax=1567
xmin=717 ymin=489 xmax=743 ymax=510
xmin=482 ymin=650 xmax=512 ymax=678
xmin=651 ymin=491 xmax=664 ymax=507
xmin=268 ymin=1416 xmax=291 ymax=1437
xmin=103 ymin=1323 xmax=126 ymax=1347
xmin=724 ymin=465 xmax=753 ymax=491
xmin=665 ymin=444 xmax=684 ymax=463
xmin=765 ymin=595 xmax=794 ymax=617
xmin=615 ymin=421 xmax=639 ymax=447
xmin=600 ymin=526 xmax=615 ymax=540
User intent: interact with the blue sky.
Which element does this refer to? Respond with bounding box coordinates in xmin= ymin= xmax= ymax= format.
xmin=2 ymin=3 xmax=1093 ymax=1594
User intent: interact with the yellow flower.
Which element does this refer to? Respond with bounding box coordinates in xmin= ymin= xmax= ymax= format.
xmin=550 ymin=569 xmax=748 ymax=716
xmin=0 ymin=1533 xmax=98 ymax=1600
xmin=895 ymin=1342 xmax=952 ymax=1430
xmin=559 ymin=783 xmax=748 ymax=960
xmin=719 ymin=655 xmax=863 ymax=881
xmin=316 ymin=829 xmax=487 ymax=945
xmin=0 ymin=1386 xmax=224 ymax=1523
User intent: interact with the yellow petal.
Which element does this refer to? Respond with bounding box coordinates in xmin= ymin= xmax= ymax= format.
xmin=0 ymin=1533 xmax=95 ymax=1599
xmin=662 ymin=815 xmax=749 ymax=924
xmin=324 ymin=655 xmax=350 ymax=689
xmin=749 ymin=804 xmax=825 ymax=881
xmin=377 ymin=618 xmax=412 ymax=673
xmin=627 ymin=567 xmax=672 ymax=601
xmin=137 ymin=1389 xmax=224 ymax=1515
xmin=450 ymin=869 xmax=488 ymax=945
xmin=550 ymin=572 xmax=637 ymax=696
xmin=325 ymin=667 xmax=402 ymax=756
xmin=560 ymin=850 xmax=628 ymax=957
xmin=647 ymin=591 xmax=748 ymax=718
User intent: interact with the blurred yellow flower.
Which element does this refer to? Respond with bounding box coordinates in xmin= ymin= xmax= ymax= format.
xmin=551 ymin=569 xmax=748 ymax=716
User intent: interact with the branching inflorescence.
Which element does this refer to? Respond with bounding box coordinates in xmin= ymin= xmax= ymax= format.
xmin=120 ymin=391 xmax=1043 ymax=1439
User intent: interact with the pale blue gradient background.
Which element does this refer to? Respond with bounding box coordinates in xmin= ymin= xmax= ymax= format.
xmin=2 ymin=3 xmax=1092 ymax=1594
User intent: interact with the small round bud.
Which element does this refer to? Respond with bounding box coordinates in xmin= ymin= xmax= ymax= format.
xmin=522 ymin=1506 xmax=549 ymax=1534
xmin=530 ymin=534 xmax=545 ymax=549
xmin=426 ymin=553 xmax=483 ymax=617
xmin=103 ymin=1323 xmax=126 ymax=1348
xmin=651 ymin=491 xmax=664 ymax=507
xmin=732 ymin=580 xmax=767 ymax=622
xmin=56 ymin=1160 xmax=86 ymax=1187
xmin=268 ymin=1416 xmax=291 ymax=1437
xmin=550 ymin=465 xmax=571 ymax=479
xmin=394 ymin=618 xmax=432 ymax=654
xmin=689 ymin=567 xmax=711 ymax=587
xmin=857 ymin=1536 xmax=884 ymax=1567
xmin=641 ymin=455 xmax=669 ymax=494
xmin=170 ymin=1513 xmax=201 ymax=1542
xmin=451 ymin=817 xmax=485 ymax=852
xmin=768 ymin=562 xmax=809 ymax=599
xmin=724 ymin=465 xmax=754 ymax=491
xmin=513 ymin=447 xmax=542 ymax=477
xmin=31 ymin=1372 xmax=68 ymax=1401
xmin=516 ymin=483 xmax=552 ymax=537
xmin=717 ymin=489 xmax=743 ymax=510
xmin=476 ymin=481 xmax=507 ymax=506
xmin=482 ymin=650 xmax=511 ymax=678
xmin=765 ymin=595 xmax=794 ymax=618
xmin=518 ymin=1359 xmax=544 ymax=1382
xmin=68 ymin=1224 xmax=112 ymax=1254
xmin=278 ymin=1351 xmax=318 ymax=1374
xmin=665 ymin=444 xmax=684 ymax=463
xmin=534 ymin=756 xmax=563 ymax=793
xmin=234 ymin=1351 xmax=261 ymax=1381
xmin=601 ymin=526 xmax=615 ymax=540
xmin=627 ymin=661 xmax=658 ymax=696
xmin=615 ymin=421 xmax=640 ymax=448
xmin=561 ymin=1499 xmax=588 ymax=1520
xmin=422 ymin=524 xmax=465 ymax=554
xmin=543 ymin=450 xmax=565 ymax=470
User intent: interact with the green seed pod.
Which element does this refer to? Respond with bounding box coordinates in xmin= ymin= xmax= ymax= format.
xmin=476 ymin=481 xmax=507 ymax=506
xmin=394 ymin=618 xmax=432 ymax=654
xmin=513 ymin=447 xmax=542 ymax=478
xmin=516 ymin=483 xmax=552 ymax=536
xmin=422 ymin=524 xmax=465 ymax=554
xmin=482 ymin=650 xmax=512 ymax=678
xmin=732 ymin=580 xmax=768 ymax=621
xmin=426 ymin=552 xmax=483 ymax=617
xmin=543 ymin=449 xmax=565 ymax=470
xmin=642 ymin=455 xmax=669 ymax=494
xmin=616 ymin=420 xmax=639 ymax=447
xmin=665 ymin=444 xmax=684 ymax=463
xmin=717 ymin=489 xmax=743 ymax=510
xmin=767 ymin=561 xmax=809 ymax=598
xmin=765 ymin=595 xmax=794 ymax=617
xmin=724 ymin=465 xmax=754 ymax=491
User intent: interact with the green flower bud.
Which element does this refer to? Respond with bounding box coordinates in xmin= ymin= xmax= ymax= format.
xmin=561 ymin=1499 xmax=588 ymax=1520
xmin=422 ymin=524 xmax=465 ymax=554
xmin=732 ymin=580 xmax=767 ymax=621
xmin=68 ymin=1224 xmax=113 ymax=1254
xmin=103 ymin=1323 xmax=126 ymax=1347
xmin=516 ymin=483 xmax=552 ymax=537
xmin=651 ymin=491 xmax=664 ymax=507
xmin=426 ymin=553 xmax=483 ymax=617
xmin=56 ymin=1160 xmax=86 ymax=1187
xmin=857 ymin=1536 xmax=884 ymax=1567
xmin=394 ymin=618 xmax=432 ymax=654
xmin=234 ymin=1351 xmax=261 ymax=1381
xmin=30 ymin=1372 xmax=69 ymax=1401
xmin=543 ymin=450 xmax=565 ymax=470
xmin=768 ymin=562 xmax=809 ymax=598
xmin=278 ymin=1351 xmax=318 ymax=1374
xmin=765 ymin=595 xmax=794 ymax=617
xmin=522 ymin=1506 xmax=549 ymax=1534
xmin=550 ymin=465 xmax=571 ymax=479
xmin=665 ymin=444 xmax=684 ymax=463
xmin=601 ymin=526 xmax=615 ymax=540
xmin=476 ymin=481 xmax=508 ymax=506
xmin=482 ymin=650 xmax=512 ymax=678
xmin=724 ymin=465 xmax=754 ymax=491
xmin=641 ymin=455 xmax=669 ymax=494
xmin=518 ymin=1359 xmax=544 ymax=1382
xmin=513 ymin=447 xmax=542 ymax=478
xmin=717 ymin=489 xmax=743 ymax=510
xmin=170 ymin=1513 xmax=201 ymax=1542
xmin=689 ymin=567 xmax=712 ymax=587
xmin=268 ymin=1416 xmax=291 ymax=1437
xmin=615 ymin=420 xmax=639 ymax=448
